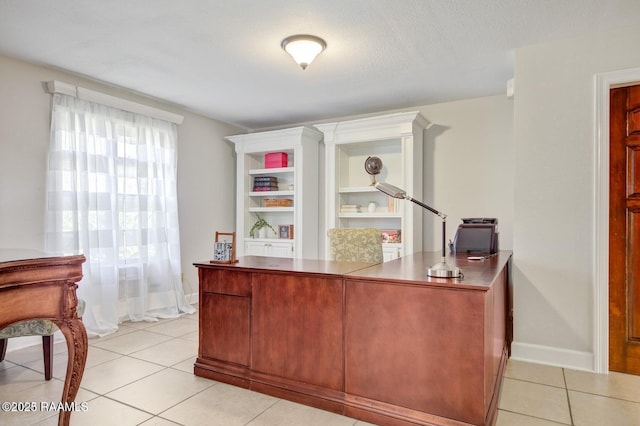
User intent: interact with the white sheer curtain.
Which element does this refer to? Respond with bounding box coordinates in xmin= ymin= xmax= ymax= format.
xmin=45 ymin=93 xmax=195 ymax=337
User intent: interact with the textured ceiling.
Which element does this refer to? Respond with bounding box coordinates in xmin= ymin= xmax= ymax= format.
xmin=1 ymin=0 xmax=639 ymax=130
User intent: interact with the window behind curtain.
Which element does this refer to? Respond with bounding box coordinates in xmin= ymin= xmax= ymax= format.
xmin=46 ymin=93 xmax=194 ymax=337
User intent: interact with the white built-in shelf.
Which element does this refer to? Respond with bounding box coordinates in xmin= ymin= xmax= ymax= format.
xmin=249 ymin=191 xmax=295 ymax=197
xmin=227 ymin=126 xmax=322 ymax=259
xmin=316 ymin=111 xmax=428 ymax=262
xmin=249 ymin=207 xmax=294 ymax=213
xmin=338 ymin=212 xmax=402 ymax=218
xmin=249 ymin=167 xmax=294 ymax=175
xmin=338 ymin=186 xmax=378 ymax=193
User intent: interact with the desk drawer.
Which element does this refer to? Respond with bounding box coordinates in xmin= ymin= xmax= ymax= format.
xmin=200 ymin=268 xmax=251 ymax=296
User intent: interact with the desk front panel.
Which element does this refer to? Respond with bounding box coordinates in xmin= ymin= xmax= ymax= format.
xmin=345 ymin=279 xmax=486 ymax=425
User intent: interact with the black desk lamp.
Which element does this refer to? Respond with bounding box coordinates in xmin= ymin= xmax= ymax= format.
xmin=364 ymin=156 xmax=461 ymax=278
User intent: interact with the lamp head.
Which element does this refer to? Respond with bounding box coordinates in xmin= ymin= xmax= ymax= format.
xmin=375 ymin=182 xmax=408 ymax=199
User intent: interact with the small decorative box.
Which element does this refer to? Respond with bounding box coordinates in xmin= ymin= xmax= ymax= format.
xmin=265 ymin=152 xmax=288 ymax=168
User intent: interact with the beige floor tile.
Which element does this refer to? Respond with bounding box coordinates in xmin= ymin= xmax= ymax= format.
xmin=24 ymin=345 xmax=124 ymax=382
xmin=569 ymin=390 xmax=640 ymax=426
xmin=0 ymin=358 xmax=19 ymax=370
xmin=145 ymin=317 xmax=198 ymax=337
xmin=84 ymin=345 xmax=123 ymax=368
xmin=170 ymin=357 xmax=196 ymax=374
xmin=130 ymin=337 xmax=198 ymax=367
xmin=565 ymin=368 xmax=640 ymax=403
xmin=499 ymin=378 xmax=571 ymax=424
xmin=88 ymin=323 xmax=138 ymax=343
xmin=0 ymin=364 xmax=49 ymax=398
xmin=80 ymin=356 xmax=164 ymax=394
xmin=505 ymin=359 xmax=566 ymax=388
xmin=68 ymin=396 xmax=153 ymax=426
xmin=22 ymin=351 xmax=69 ymax=380
xmin=497 ymin=409 xmax=570 ymax=425
xmin=249 ymin=399 xmax=356 ymax=426
xmin=91 ymin=329 xmax=173 ymax=355
xmin=1 ymin=377 xmax=97 ymax=426
xmin=106 ymin=368 xmax=214 ymax=414
xmin=161 ymin=382 xmax=278 ymax=426
xmin=138 ymin=416 xmax=183 ymax=425
xmin=182 ymin=330 xmax=199 ymax=342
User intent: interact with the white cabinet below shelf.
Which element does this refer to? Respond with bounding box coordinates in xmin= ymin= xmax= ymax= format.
xmin=245 ymin=239 xmax=294 ymax=258
xmin=382 ymin=245 xmax=402 ymax=262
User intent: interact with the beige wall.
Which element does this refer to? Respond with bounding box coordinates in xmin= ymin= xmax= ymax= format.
xmin=513 ymin=25 xmax=640 ymax=370
xmin=0 ymin=54 xmax=242 ymax=299
xmin=417 ymin=96 xmax=514 ymax=252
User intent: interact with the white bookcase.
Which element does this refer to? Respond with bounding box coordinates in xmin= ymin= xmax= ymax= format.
xmin=226 ymin=126 xmax=322 ymax=259
xmin=315 ymin=111 xmax=428 ymax=261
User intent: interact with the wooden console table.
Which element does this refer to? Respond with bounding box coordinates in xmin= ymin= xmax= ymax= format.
xmin=0 ymin=250 xmax=87 ymax=426
xmin=194 ymin=251 xmax=512 ymax=426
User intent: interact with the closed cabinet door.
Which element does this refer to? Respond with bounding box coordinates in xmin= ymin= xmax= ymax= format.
xmin=244 ymin=241 xmax=293 ymax=258
xmin=382 ymin=246 xmax=401 ymax=262
xmin=200 ymin=293 xmax=250 ymax=366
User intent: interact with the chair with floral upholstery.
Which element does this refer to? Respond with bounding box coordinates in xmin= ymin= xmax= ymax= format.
xmin=327 ymin=228 xmax=384 ymax=263
xmin=0 ymin=299 xmax=85 ymax=380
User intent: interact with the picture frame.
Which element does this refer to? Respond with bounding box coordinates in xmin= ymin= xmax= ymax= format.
xmin=210 ymin=231 xmax=239 ymax=264
xmin=278 ymin=225 xmax=290 ymax=239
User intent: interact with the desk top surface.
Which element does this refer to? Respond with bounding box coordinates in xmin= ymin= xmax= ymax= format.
xmin=346 ymin=251 xmax=512 ymax=290
xmin=195 ymin=251 xmax=512 ymax=291
xmin=195 ymin=255 xmax=374 ymax=277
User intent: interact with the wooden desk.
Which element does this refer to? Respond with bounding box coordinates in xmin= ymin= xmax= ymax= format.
xmin=0 ymin=250 xmax=87 ymax=426
xmin=194 ymin=251 xmax=512 ymax=426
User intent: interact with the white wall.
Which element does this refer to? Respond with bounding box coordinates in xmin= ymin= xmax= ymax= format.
xmin=512 ymin=25 xmax=640 ymax=370
xmin=417 ymin=96 xmax=514 ymax=252
xmin=0 ymin=54 xmax=241 ymax=314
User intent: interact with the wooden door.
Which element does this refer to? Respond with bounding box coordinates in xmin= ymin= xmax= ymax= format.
xmin=609 ymin=85 xmax=640 ymax=374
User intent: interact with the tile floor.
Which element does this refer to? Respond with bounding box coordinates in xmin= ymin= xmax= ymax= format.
xmin=1 ymin=311 xmax=640 ymax=425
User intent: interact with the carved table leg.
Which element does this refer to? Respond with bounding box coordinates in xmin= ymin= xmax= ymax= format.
xmin=56 ymin=318 xmax=88 ymax=426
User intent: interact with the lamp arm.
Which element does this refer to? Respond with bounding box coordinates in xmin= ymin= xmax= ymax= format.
xmin=406 ymin=197 xmax=447 ymax=220
xmin=405 ymin=196 xmax=448 ymax=258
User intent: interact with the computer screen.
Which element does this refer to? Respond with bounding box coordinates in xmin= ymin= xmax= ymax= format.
xmin=453 ymin=224 xmax=497 ymax=254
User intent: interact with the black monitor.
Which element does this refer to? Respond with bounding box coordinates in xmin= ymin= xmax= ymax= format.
xmin=452 ymin=223 xmax=498 ymax=254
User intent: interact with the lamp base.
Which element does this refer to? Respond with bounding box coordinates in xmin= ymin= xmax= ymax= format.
xmin=427 ymin=260 xmax=462 ymax=278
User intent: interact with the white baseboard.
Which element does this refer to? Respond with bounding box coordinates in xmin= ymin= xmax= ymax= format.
xmin=5 ymin=331 xmax=65 ymax=353
xmin=511 ymin=341 xmax=595 ymax=372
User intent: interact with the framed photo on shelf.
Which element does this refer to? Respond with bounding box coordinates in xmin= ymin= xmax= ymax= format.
xmin=381 ymin=229 xmax=402 ymax=244
xmin=278 ymin=224 xmax=294 ymax=239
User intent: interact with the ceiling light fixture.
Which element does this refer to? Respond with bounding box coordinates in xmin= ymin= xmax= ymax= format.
xmin=281 ymin=34 xmax=326 ymax=70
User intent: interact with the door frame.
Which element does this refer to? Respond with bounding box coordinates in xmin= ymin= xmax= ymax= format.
xmin=594 ymin=67 xmax=640 ymax=373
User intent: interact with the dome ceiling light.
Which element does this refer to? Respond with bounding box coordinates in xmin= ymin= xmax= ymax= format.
xmin=281 ymin=34 xmax=326 ymax=70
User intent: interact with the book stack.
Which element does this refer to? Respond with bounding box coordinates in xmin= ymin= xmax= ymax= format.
xmin=340 ymin=204 xmax=361 ymax=213
xmin=253 ymin=176 xmax=278 ymax=191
